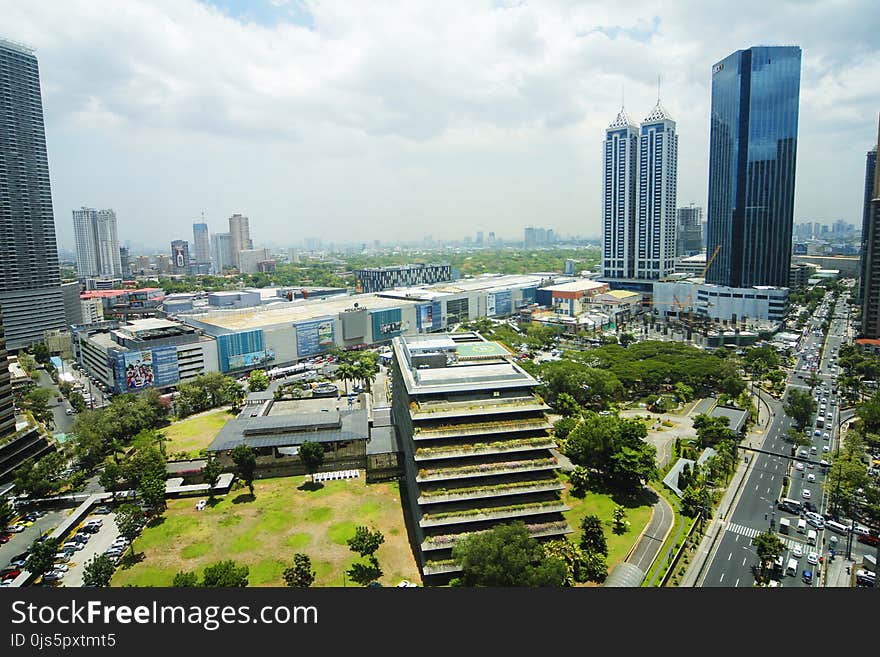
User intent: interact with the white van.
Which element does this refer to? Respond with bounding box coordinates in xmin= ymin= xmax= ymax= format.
xmin=826 ymin=520 xmax=850 ymax=534
xmin=807 ymin=529 xmax=817 ymax=545
xmin=786 ymin=558 xmax=798 ymax=576
xmin=779 ymin=517 xmax=790 ymax=534
xmin=797 ymin=519 xmax=807 ymax=534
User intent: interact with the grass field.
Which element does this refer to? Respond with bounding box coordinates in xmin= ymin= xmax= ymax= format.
xmin=163 ymin=410 xmax=231 ymax=458
xmin=111 ymin=476 xmax=420 ymax=587
xmin=560 ymin=475 xmax=655 ymax=577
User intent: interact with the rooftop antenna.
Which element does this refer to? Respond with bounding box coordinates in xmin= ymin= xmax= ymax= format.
xmin=621 ymin=83 xmax=625 ymax=110
xmin=657 ymin=74 xmax=661 ymax=103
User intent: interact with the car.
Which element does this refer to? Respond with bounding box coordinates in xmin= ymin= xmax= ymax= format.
xmin=852 ymin=524 xmax=871 ymax=536
xmin=396 ymin=579 xmax=418 ymax=587
xmin=819 ymin=459 xmax=829 ymax=467
xmin=807 ymin=473 xmax=816 ymax=482
xmin=805 ymin=511 xmax=824 ymax=527
xmin=799 ymin=449 xmax=808 ymax=458
xmin=65 ymin=408 xmax=74 ymax=415
xmin=93 ymin=506 xmax=112 ymax=515
xmin=4 ymin=524 xmax=25 ymax=533
xmin=857 ymin=533 xmax=880 ymax=547
xmin=822 ymin=445 xmax=830 ymax=453
xmin=1 ymin=569 xmax=21 ymax=581
xmin=807 ymin=551 xmax=819 ymax=565
xmin=51 ymin=563 xmax=69 ymax=572
xmin=54 ymin=553 xmax=71 ymax=563
xmin=0 ymin=534 xmax=10 ymax=544
xmin=801 ymin=489 xmax=812 ymax=499
xmin=813 ymin=430 xmax=821 ymax=437
xmin=62 ymin=541 xmax=84 ymax=552
xmin=73 ymin=533 xmax=89 ymax=543
xmin=41 ymin=571 xmax=64 ymax=582
xmin=792 ymin=545 xmax=803 ymax=558
xmin=823 ymin=432 xmax=830 ymax=440
xmin=795 ymin=462 xmax=804 ymax=471
xmin=802 ymin=569 xmax=814 ymax=584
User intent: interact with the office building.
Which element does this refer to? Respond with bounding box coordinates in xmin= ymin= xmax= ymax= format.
xmin=0 ymin=38 xmax=65 ymax=349
xmin=192 ymin=222 xmax=210 ymax=267
xmin=73 ymin=207 xmax=123 ymax=278
xmin=211 ymin=232 xmax=233 ymax=274
xmin=119 ymin=246 xmax=130 ymax=277
xmin=155 ymin=254 xmax=172 ymax=275
xmin=636 ymin=101 xmax=678 ymax=279
xmin=0 ymin=314 xmax=15 ymax=438
xmin=354 ymin=264 xmax=452 ymax=294
xmin=133 ymin=255 xmax=151 ymax=275
xmin=170 ymin=240 xmax=191 ymax=275
xmin=859 ymin=145 xmax=878 ymax=303
xmin=238 ymin=248 xmax=271 ymax=275
xmin=602 ymin=108 xmax=639 ymax=278
xmin=861 ymin=117 xmax=880 ymax=338
xmin=390 ymin=332 xmax=570 ymax=579
xmin=676 ymin=205 xmax=703 ymax=257
xmin=705 ymin=46 xmax=802 ymax=288
xmin=228 ymin=214 xmax=252 ymax=268
xmin=61 ymin=280 xmax=83 ymax=327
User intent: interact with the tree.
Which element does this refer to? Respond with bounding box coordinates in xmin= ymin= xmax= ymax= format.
xmin=98 ymin=462 xmax=122 ymax=491
xmin=299 ymin=440 xmax=325 ymax=480
xmin=784 ymin=389 xmax=817 ymax=431
xmin=283 ymin=553 xmax=316 ymax=587
xmin=720 ymin=375 xmax=746 ymax=398
xmin=618 ymin=332 xmax=636 ymax=348
xmin=82 ymin=554 xmax=117 ymax=587
xmin=223 ymin=379 xmax=246 ymax=413
xmin=247 ymin=369 xmax=270 ymax=392
xmin=69 ymin=391 xmax=87 ymax=413
xmin=569 ymin=466 xmax=590 ymax=497
xmin=26 ymin=537 xmax=60 ymax=581
xmin=543 ymin=538 xmax=589 ymax=585
xmin=172 ymin=571 xmax=200 ymax=587
xmin=0 ymin=496 xmax=15 ymax=528
xmin=692 ymin=414 xmax=736 ymax=447
xmin=751 ymin=530 xmax=785 ymax=584
xmin=336 ymin=362 xmax=358 ymax=395
xmin=138 ymin=471 xmax=167 ymax=514
xmin=579 ymin=515 xmax=608 ymax=556
xmin=201 ymin=459 xmax=222 ymax=501
xmin=23 ymin=387 xmax=54 ymax=429
xmin=347 ymin=526 xmax=385 ymax=559
xmin=554 ymin=392 xmax=581 ymax=418
xmin=230 ymin=444 xmax=257 ymax=495
xmin=452 ymin=522 xmax=567 ymax=587
xmin=201 ymin=560 xmax=249 ymax=587
xmin=680 ymin=482 xmax=708 ymax=518
xmin=346 ymin=559 xmax=383 ymax=586
xmin=32 ymin=341 xmax=51 ymax=365
xmin=14 ymin=452 xmax=65 ymax=498
xmin=674 ymin=382 xmax=694 ymax=403
xmin=115 ymin=503 xmax=143 ymax=555
xmin=612 ymin=505 xmax=628 ymax=535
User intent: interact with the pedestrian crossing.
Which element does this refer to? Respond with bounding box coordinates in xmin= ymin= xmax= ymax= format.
xmin=725 ymin=522 xmax=802 ymax=550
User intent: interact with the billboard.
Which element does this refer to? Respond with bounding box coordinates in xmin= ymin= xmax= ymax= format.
xmin=371 ymin=308 xmax=403 ymax=340
xmin=494 ymin=290 xmax=512 ymax=316
xmin=296 ymin=318 xmax=335 ymax=357
xmin=487 ymin=293 xmax=496 ymax=317
xmin=115 ymin=346 xmax=180 ymax=392
xmin=417 ymin=304 xmax=433 ymax=332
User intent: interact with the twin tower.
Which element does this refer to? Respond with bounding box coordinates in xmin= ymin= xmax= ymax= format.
xmin=602 ymin=100 xmax=678 ymax=281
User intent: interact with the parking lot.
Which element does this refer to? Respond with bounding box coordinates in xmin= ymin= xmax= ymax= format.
xmin=55 ymin=512 xmax=121 ymax=588
xmin=2 ymin=508 xmax=69 ymax=572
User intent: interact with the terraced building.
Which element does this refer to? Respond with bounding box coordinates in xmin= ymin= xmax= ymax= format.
xmin=391 ymin=332 xmax=571 ymax=581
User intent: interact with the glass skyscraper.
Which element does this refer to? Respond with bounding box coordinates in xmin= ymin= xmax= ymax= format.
xmin=602 ymin=108 xmax=638 ymax=278
xmin=705 ymin=46 xmax=801 ymax=288
xmin=0 ymin=38 xmax=65 ymax=349
xmin=859 ymin=145 xmax=877 ymax=303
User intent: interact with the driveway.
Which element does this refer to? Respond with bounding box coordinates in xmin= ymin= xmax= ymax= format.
xmin=1 ymin=509 xmax=69 ymax=570
xmin=60 ymin=512 xmax=120 ymax=588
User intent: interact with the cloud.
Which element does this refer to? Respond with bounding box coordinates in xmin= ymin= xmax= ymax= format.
xmin=0 ymin=0 xmax=877 ymax=249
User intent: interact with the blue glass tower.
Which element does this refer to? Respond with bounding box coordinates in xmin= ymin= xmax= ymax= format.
xmin=859 ymin=146 xmax=877 ymax=303
xmin=705 ymin=46 xmax=801 ymax=288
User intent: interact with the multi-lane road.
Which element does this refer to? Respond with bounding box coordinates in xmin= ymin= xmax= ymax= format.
xmin=700 ymin=290 xmax=860 ymax=587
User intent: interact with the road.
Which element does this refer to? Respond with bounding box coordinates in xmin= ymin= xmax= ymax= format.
xmin=700 ymin=289 xmax=855 ymax=587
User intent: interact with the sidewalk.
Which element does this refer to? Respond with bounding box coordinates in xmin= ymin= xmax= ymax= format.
xmin=679 ymin=388 xmax=773 ymax=587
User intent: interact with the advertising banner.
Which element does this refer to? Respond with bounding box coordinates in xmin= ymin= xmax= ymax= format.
xmin=417 ymin=304 xmax=433 ymax=332
xmin=116 ymin=346 xmax=179 ymax=391
xmin=487 ymin=293 xmax=497 ymax=317
xmin=296 ymin=318 xmax=336 ymax=357
xmin=495 ymin=290 xmax=512 ymax=316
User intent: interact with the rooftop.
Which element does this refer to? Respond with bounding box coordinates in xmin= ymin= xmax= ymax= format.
xmin=540 ymin=279 xmax=607 ymax=294
xmin=208 ymin=408 xmax=369 ymax=452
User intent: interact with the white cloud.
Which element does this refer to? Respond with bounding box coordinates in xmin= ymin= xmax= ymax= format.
xmin=0 ymin=0 xmax=877 ymax=249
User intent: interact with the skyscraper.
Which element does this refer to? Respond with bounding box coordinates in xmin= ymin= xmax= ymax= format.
xmin=705 ymin=46 xmax=802 ymax=288
xmin=73 ymin=207 xmax=122 ymax=278
xmin=860 ymin=116 xmax=880 ymax=339
xmin=171 ymin=240 xmax=191 ymax=275
xmin=228 ymin=213 xmax=252 ymax=268
xmin=192 ymin=222 xmax=210 ymax=266
xmin=636 ymin=101 xmax=678 ymax=279
xmin=0 ymin=38 xmax=65 ymax=349
xmin=0 ymin=313 xmax=15 ymax=438
xmin=211 ymin=233 xmax=233 ymax=274
xmin=676 ymin=205 xmax=703 ymax=257
xmin=858 ymin=145 xmax=877 ymax=303
xmin=602 ymin=108 xmax=638 ymax=278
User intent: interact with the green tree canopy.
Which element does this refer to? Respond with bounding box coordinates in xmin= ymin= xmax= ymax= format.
xmin=26 ymin=537 xmax=61 ymax=580
xmin=784 ymin=389 xmax=818 ymax=431
xmin=299 ymin=440 xmax=325 ymax=478
xmin=347 ymin=526 xmax=385 ymax=559
xmin=201 ymin=560 xmax=249 ymax=587
xmin=247 ymin=370 xmax=270 ymax=392
xmin=579 ymin=515 xmax=608 ymax=557
xmin=230 ymin=444 xmax=257 ymax=495
xmin=82 ymin=554 xmax=117 ymax=587
xmin=283 ymin=553 xmax=316 ymax=587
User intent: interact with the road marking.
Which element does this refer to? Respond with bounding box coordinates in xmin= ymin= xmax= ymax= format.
xmin=735 ymin=578 xmax=740 ymax=587
xmin=719 ymin=573 xmax=724 ymax=583
xmin=760 ymin=473 xmax=764 ymax=479
xmin=742 ymin=557 xmax=747 ymax=566
xmin=728 ymin=552 xmax=732 ymax=561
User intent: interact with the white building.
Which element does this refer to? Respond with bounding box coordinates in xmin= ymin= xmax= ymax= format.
xmin=652 ymin=279 xmax=788 ymax=323
xmin=228 ymin=214 xmax=253 ymax=268
xmin=602 ymin=108 xmax=639 ymax=279
xmin=73 ymin=207 xmax=123 ymax=278
xmin=238 ymin=248 xmax=271 ymax=274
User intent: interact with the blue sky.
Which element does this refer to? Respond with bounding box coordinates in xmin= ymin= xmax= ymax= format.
xmin=0 ymin=0 xmax=878 ymax=253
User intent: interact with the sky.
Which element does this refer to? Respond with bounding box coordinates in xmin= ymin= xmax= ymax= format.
xmin=1 ymin=0 xmax=878 ymax=253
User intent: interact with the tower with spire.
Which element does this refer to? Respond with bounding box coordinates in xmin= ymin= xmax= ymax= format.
xmin=636 ymin=91 xmax=678 ymax=280
xmin=602 ymin=105 xmax=639 ymax=279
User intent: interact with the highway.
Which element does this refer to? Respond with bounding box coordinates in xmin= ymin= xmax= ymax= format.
xmin=701 ymin=289 xmax=853 ymax=587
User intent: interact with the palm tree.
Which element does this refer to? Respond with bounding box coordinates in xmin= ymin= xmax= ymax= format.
xmin=336 ymin=362 xmax=358 ymax=395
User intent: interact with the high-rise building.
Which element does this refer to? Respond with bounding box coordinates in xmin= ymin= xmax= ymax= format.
xmin=170 ymin=240 xmax=191 ymax=275
xmin=73 ymin=207 xmax=123 ymax=279
xmin=602 ymin=108 xmax=639 ymax=278
xmin=705 ymin=46 xmax=802 ymax=288
xmin=211 ymin=232 xmax=233 ymax=274
xmin=0 ymin=38 xmax=66 ymax=349
xmin=676 ymin=205 xmax=703 ymax=257
xmin=858 ymin=145 xmax=877 ymax=303
xmin=238 ymin=248 xmax=271 ymax=275
xmin=192 ymin=222 xmax=210 ymax=266
xmin=60 ymin=281 xmax=83 ymax=327
xmin=119 ymin=246 xmax=130 ymax=277
xmin=228 ymin=214 xmax=252 ymax=268
xmin=0 ymin=313 xmax=15 ymax=438
xmin=860 ymin=116 xmax=880 ymax=339
xmin=636 ymin=101 xmax=678 ymax=279
xmin=476 ymin=231 xmax=484 ymax=246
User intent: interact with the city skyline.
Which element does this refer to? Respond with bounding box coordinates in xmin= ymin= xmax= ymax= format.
xmin=0 ymin=1 xmax=877 ymax=251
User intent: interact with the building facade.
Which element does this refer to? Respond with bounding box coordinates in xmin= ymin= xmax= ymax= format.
xmin=861 ymin=117 xmax=880 ymax=338
xmin=354 ymin=264 xmax=452 ymax=294
xmin=859 ymin=145 xmax=878 ymax=303
xmin=192 ymin=222 xmax=210 ymax=267
xmin=238 ymin=248 xmax=271 ymax=275
xmin=228 ymin=214 xmax=252 ymax=268
xmin=676 ymin=205 xmax=703 ymax=257
xmin=0 ymin=315 xmax=15 ymax=438
xmin=636 ymin=102 xmax=678 ymax=279
xmin=705 ymin=46 xmax=801 ymax=289
xmin=602 ymin=108 xmax=639 ymax=278
xmin=73 ymin=207 xmax=123 ymax=278
xmin=170 ymin=240 xmax=191 ymax=275
xmin=61 ymin=280 xmax=83 ymax=327
xmin=211 ymin=232 xmax=233 ymax=274
xmin=0 ymin=38 xmax=65 ymax=349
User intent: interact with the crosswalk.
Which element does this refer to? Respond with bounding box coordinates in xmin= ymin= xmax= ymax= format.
xmin=725 ymin=521 xmax=802 ymax=550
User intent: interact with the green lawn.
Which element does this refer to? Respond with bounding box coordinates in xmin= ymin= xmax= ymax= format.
xmin=163 ymin=410 xmax=231 ymax=458
xmin=112 ymin=476 xmax=420 ymax=588
xmin=560 ymin=475 xmax=655 ymax=579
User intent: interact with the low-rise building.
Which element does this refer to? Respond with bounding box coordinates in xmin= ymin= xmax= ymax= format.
xmin=536 ymin=279 xmax=609 ymax=317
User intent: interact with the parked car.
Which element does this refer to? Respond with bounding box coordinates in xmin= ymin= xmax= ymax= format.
xmin=4 ymin=524 xmax=25 ymax=533
xmin=93 ymin=506 xmax=112 ymax=515
xmin=1 ymin=569 xmax=21 ymax=581
xmin=857 ymin=533 xmax=880 ymax=547
xmin=41 ymin=571 xmax=64 ymax=582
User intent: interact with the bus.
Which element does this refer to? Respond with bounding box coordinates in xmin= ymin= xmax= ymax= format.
xmin=267 ymin=364 xmax=307 ymax=380
xmin=777 ymin=497 xmax=802 ymax=514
